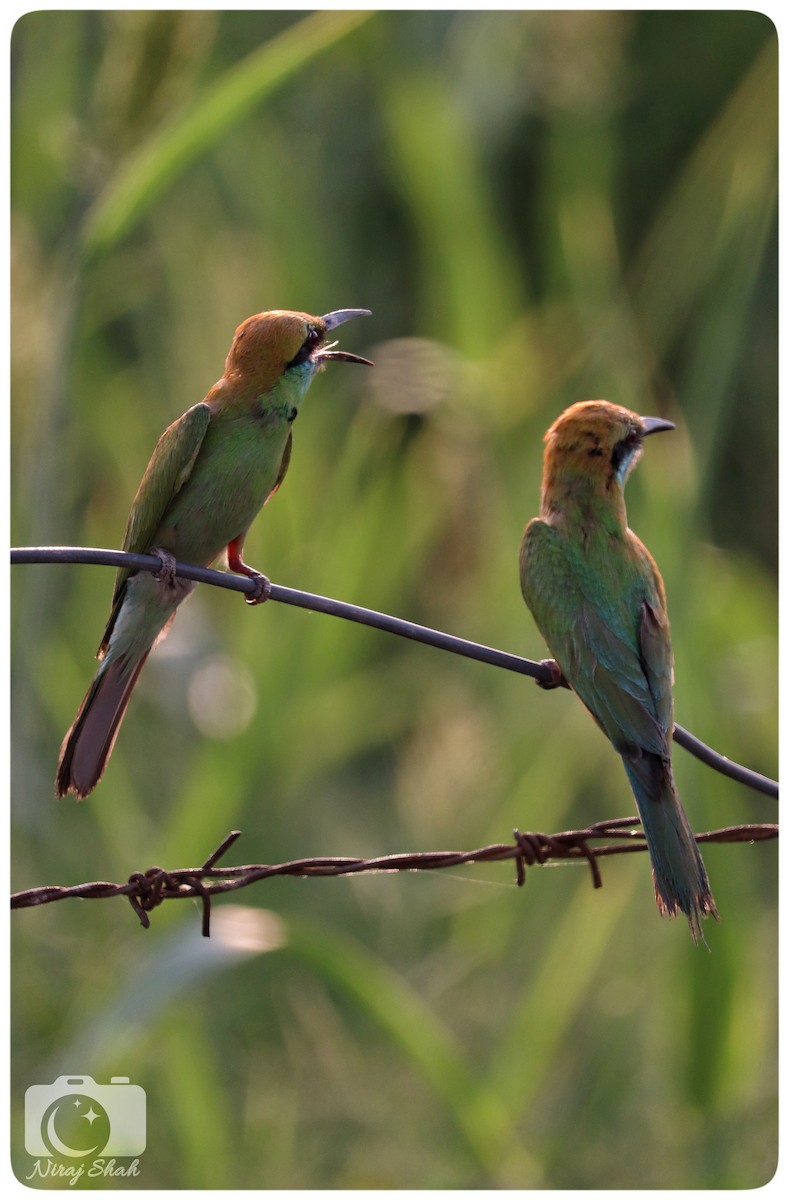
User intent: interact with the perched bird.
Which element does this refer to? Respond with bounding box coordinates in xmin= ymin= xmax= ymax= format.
xmin=519 ymin=400 xmax=718 ymax=942
xmin=56 ymin=307 xmax=372 ymax=799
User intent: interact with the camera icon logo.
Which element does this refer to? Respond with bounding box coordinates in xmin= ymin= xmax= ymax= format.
xmin=24 ymin=1075 xmax=146 ymax=1159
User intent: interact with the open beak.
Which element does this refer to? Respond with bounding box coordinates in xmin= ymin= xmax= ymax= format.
xmin=316 ymin=308 xmax=374 ymax=366
xmin=641 ymin=416 xmax=676 ymax=437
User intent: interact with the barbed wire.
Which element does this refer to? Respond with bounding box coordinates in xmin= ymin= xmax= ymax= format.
xmin=11 ymin=545 xmax=779 ymax=798
xmin=9 ymin=823 xmax=778 ymax=936
xmin=11 ymin=544 xmax=778 ymax=935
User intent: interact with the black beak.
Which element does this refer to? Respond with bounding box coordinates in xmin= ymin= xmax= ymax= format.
xmin=322 ymin=308 xmax=372 ymax=331
xmin=316 ymin=308 xmax=374 ymax=366
xmin=641 ymin=416 xmax=676 ymax=437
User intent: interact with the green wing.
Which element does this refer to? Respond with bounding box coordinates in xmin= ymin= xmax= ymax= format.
xmin=636 ymin=595 xmax=673 ymax=732
xmin=520 ymin=519 xmax=672 ymax=757
xmin=99 ymin=403 xmax=212 ymax=654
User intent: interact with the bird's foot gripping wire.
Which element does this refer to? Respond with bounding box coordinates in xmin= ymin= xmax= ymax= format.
xmin=242 ymin=570 xmax=272 ymax=605
xmin=226 ymin=536 xmax=271 ymax=605
xmin=536 ymin=658 xmax=568 ymax=690
xmin=152 ymin=547 xmax=178 ymax=587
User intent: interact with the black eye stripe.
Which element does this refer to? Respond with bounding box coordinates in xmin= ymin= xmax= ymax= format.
xmin=286 ymin=325 xmax=321 ymax=369
xmin=611 ymin=428 xmax=640 ymax=472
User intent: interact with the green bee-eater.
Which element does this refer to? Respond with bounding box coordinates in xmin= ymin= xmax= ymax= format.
xmin=56 ymin=307 xmax=372 ymax=799
xmin=519 ymin=400 xmax=718 ymax=942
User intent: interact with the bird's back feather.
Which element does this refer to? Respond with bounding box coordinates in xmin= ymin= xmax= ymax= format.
xmin=520 ymin=518 xmax=670 ymax=754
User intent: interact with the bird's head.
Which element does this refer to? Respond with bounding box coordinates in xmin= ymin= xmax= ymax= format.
xmin=543 ymin=399 xmax=675 ymax=490
xmin=223 ymin=308 xmax=372 ymax=398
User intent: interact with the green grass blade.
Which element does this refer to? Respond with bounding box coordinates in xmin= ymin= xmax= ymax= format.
xmin=288 ymin=916 xmax=539 ymax=1183
xmin=80 ymin=10 xmax=372 ymax=259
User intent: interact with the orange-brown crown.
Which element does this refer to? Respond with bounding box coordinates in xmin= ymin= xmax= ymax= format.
xmin=544 ymin=400 xmax=644 ymax=461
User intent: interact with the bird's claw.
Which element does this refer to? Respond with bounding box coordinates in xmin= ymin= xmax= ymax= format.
xmin=536 ymin=658 xmax=567 ymax=690
xmin=152 ymin=547 xmax=178 ymax=587
xmin=243 ymin=571 xmax=272 ymax=605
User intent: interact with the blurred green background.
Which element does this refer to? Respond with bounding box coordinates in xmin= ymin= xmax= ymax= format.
xmin=10 ymin=9 xmax=777 ymax=1189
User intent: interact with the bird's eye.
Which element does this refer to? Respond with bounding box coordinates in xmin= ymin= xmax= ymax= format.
xmin=286 ymin=325 xmax=322 ymax=369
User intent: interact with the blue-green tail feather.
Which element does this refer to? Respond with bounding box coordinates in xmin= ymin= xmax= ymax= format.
xmin=622 ymin=754 xmax=718 ymax=945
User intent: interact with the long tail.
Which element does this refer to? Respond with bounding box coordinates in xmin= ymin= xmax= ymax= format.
xmin=55 ymin=650 xmax=151 ymax=799
xmin=623 ymin=753 xmax=718 ymax=944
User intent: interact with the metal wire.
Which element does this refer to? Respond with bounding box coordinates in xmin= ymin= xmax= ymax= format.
xmin=10 ymin=823 xmax=778 ymax=936
xmin=10 ymin=546 xmax=779 ymax=798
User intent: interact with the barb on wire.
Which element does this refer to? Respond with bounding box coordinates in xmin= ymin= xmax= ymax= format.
xmin=9 ymin=823 xmax=778 ymax=936
xmin=11 ymin=545 xmax=778 ymax=799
